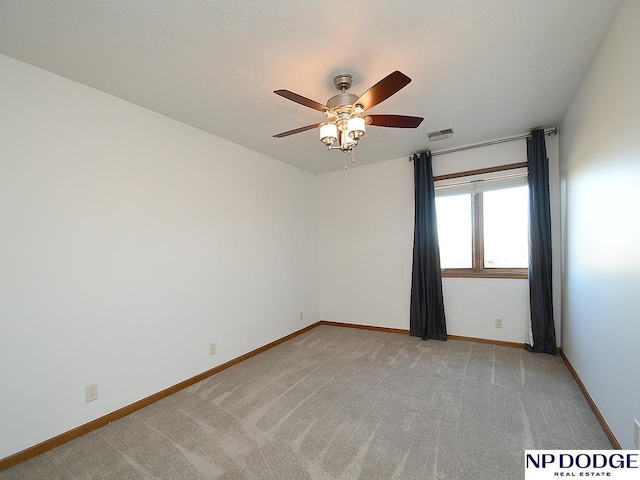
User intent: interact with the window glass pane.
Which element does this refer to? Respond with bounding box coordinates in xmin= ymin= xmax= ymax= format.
xmin=483 ymin=186 xmax=528 ymax=268
xmin=435 ymin=194 xmax=472 ymax=268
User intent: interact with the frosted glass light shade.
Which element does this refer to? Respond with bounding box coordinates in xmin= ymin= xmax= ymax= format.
xmin=340 ymin=131 xmax=356 ymax=149
xmin=320 ymin=123 xmax=338 ymax=145
xmin=347 ymin=117 xmax=365 ymax=139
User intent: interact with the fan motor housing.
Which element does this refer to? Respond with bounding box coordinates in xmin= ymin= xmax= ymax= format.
xmin=327 ymin=93 xmax=358 ymax=110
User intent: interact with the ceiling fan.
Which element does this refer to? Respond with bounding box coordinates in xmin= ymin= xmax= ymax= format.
xmin=273 ymin=71 xmax=423 ymax=155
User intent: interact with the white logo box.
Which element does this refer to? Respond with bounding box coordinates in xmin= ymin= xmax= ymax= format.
xmin=525 ymin=450 xmax=640 ymax=479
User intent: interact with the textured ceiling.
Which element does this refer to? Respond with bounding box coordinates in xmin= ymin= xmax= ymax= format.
xmin=0 ymin=1 xmax=624 ymax=174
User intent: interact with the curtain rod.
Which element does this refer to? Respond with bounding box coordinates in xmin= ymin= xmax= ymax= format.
xmin=409 ymin=127 xmax=558 ymax=160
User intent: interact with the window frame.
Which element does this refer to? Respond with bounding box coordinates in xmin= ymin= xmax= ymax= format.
xmin=435 ymin=162 xmax=529 ymax=280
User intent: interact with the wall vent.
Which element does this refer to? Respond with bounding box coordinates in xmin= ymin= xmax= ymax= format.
xmin=428 ymin=128 xmax=453 ymax=141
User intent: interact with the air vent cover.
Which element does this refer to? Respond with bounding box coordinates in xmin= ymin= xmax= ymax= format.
xmin=428 ymin=128 xmax=453 ymax=141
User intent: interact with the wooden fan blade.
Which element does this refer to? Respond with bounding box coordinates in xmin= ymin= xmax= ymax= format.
xmin=274 ymin=90 xmax=329 ymax=112
xmin=273 ymin=123 xmax=321 ymax=138
xmin=354 ymin=71 xmax=412 ymax=111
xmin=367 ymin=114 xmax=424 ymax=128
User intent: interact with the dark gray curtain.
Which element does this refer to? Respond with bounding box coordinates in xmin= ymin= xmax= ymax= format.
xmin=410 ymin=152 xmax=447 ymax=341
xmin=526 ymin=129 xmax=557 ymax=355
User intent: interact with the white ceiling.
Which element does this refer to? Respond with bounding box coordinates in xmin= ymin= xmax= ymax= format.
xmin=0 ymin=1 xmax=623 ymax=174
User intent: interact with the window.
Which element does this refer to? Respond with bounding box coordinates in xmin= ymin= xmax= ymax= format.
xmin=482 ymin=187 xmax=528 ymax=269
xmin=434 ymin=167 xmax=529 ymax=278
xmin=436 ymin=194 xmax=472 ymax=268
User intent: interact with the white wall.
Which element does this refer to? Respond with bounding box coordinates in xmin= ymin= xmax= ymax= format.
xmin=317 ymin=157 xmax=415 ymax=329
xmin=318 ymin=139 xmax=562 ymax=345
xmin=559 ymin=0 xmax=639 ymax=450
xmin=0 ymin=54 xmax=319 ymax=459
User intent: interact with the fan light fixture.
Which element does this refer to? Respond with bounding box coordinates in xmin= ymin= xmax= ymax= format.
xmin=320 ymin=117 xmax=365 ymax=150
xmin=273 ymin=71 xmax=424 ymax=161
xmin=316 ymin=74 xmax=369 ymax=154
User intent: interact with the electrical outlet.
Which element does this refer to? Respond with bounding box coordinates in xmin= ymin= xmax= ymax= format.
xmin=634 ymin=419 xmax=639 ymax=448
xmin=85 ymin=383 xmax=98 ymax=402
xmin=299 ymin=311 xmax=304 ymax=321
xmin=209 ymin=343 xmax=216 ymax=355
xmin=495 ymin=317 xmax=503 ymax=329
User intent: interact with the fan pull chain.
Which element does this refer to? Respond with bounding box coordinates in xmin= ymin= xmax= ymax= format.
xmin=343 ymin=148 xmax=356 ymax=170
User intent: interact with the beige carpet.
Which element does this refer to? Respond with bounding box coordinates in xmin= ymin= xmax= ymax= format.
xmin=0 ymin=325 xmax=610 ymax=479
